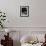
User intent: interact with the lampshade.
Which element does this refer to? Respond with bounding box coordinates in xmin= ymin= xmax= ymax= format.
xmin=5 ymin=29 xmax=10 ymax=33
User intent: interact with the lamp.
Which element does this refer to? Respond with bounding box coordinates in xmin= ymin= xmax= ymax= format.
xmin=5 ymin=29 xmax=10 ymax=37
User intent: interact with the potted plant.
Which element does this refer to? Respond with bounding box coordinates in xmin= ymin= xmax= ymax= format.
xmin=0 ymin=10 xmax=6 ymax=28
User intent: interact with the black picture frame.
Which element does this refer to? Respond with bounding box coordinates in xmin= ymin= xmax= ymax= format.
xmin=20 ymin=6 xmax=29 ymax=17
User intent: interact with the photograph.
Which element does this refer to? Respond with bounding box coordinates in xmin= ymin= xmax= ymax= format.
xmin=20 ymin=6 xmax=29 ymax=17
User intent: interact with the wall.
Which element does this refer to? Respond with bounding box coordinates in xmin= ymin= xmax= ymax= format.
xmin=0 ymin=0 xmax=46 ymax=27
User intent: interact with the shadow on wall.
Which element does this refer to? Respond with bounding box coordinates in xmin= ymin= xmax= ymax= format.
xmin=13 ymin=40 xmax=21 ymax=46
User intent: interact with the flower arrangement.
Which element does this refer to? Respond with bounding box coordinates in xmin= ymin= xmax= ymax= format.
xmin=0 ymin=10 xmax=6 ymax=28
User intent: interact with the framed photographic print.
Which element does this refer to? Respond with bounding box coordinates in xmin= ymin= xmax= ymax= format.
xmin=20 ymin=6 xmax=29 ymax=17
